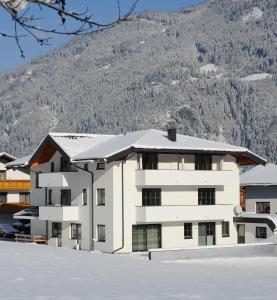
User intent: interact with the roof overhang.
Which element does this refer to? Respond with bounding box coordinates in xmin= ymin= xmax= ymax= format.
xmin=72 ymin=147 xmax=266 ymax=166
xmin=29 ymin=135 xmax=70 ymax=167
xmin=234 ymin=216 xmax=276 ymax=232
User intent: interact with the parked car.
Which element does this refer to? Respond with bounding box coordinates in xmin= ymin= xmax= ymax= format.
xmin=0 ymin=224 xmax=19 ymax=238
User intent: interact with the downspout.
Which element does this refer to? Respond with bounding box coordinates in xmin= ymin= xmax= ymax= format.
xmin=112 ymin=153 xmax=136 ymax=254
xmin=112 ymin=160 xmax=125 ymax=254
xmin=75 ymin=164 xmax=94 ymax=250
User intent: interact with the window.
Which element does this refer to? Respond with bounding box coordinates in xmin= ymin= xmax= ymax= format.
xmin=82 ymin=189 xmax=87 ymax=206
xmin=84 ymin=164 xmax=89 ymax=171
xmin=97 ymin=189 xmax=105 ymax=206
xmin=132 ymin=225 xmax=161 ymax=251
xmin=97 ymin=163 xmax=105 ymax=170
xmin=98 ymin=225 xmax=106 ymax=242
xmin=142 ymin=189 xmax=161 ymax=206
xmin=222 ymin=221 xmax=230 ymax=237
xmin=184 ymin=223 xmax=192 ymax=239
xmin=52 ymin=222 xmax=62 ymax=238
xmin=19 ymin=192 xmax=30 ymax=203
xmin=142 ymin=153 xmax=158 ymax=170
xmin=50 ymin=162 xmax=55 ymax=172
xmin=256 ymin=227 xmax=267 ymax=239
xmin=61 ymin=189 xmax=71 ymax=206
xmin=60 ymin=157 xmax=71 ymax=172
xmin=0 ymin=171 xmax=6 ymax=180
xmin=0 ymin=193 xmax=7 ymax=203
xmin=198 ymin=188 xmax=215 ymax=205
xmin=35 ymin=172 xmax=41 ymax=188
xmin=195 ymin=154 xmax=212 ymax=170
xmin=48 ymin=189 xmax=52 ymax=206
xmin=256 ymin=202 xmax=270 ymax=214
xmin=71 ymin=223 xmax=81 ymax=240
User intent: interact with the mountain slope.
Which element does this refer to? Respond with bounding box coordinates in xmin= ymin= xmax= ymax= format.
xmin=0 ymin=0 xmax=276 ymax=161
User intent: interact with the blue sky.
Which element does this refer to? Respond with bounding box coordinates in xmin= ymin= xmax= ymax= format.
xmin=0 ymin=0 xmax=203 ymax=72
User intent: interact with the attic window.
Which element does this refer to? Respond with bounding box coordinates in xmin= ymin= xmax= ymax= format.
xmin=97 ymin=163 xmax=105 ymax=170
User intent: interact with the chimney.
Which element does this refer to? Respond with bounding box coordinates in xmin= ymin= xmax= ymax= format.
xmin=167 ymin=126 xmax=177 ymax=142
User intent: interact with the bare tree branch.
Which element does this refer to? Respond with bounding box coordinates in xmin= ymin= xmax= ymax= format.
xmin=0 ymin=0 xmax=140 ymax=57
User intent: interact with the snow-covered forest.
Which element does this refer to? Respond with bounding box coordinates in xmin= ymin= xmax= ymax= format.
xmin=0 ymin=0 xmax=276 ymax=161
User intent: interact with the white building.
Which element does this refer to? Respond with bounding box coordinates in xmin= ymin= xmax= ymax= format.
xmin=237 ymin=164 xmax=277 ymax=244
xmin=9 ymin=129 xmax=265 ymax=252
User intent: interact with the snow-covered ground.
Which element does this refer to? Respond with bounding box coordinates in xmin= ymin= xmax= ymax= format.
xmin=1 ymin=241 xmax=277 ymax=300
xmin=241 ymin=73 xmax=273 ymax=81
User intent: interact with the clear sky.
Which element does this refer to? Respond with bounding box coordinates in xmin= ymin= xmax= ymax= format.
xmin=0 ymin=0 xmax=203 ymax=72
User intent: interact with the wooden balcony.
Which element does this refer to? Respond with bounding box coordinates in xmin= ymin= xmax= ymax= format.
xmin=0 ymin=202 xmax=30 ymax=214
xmin=0 ymin=180 xmax=30 ymax=191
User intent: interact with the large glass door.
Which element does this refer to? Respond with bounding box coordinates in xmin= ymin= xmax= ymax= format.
xmin=132 ymin=225 xmax=161 ymax=251
xmin=198 ymin=222 xmax=216 ymax=246
xmin=237 ymin=224 xmax=245 ymax=244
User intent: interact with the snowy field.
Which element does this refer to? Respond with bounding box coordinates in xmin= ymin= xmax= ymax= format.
xmin=1 ymin=242 xmax=277 ymax=300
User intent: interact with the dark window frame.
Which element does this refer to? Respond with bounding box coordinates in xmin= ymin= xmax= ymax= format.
xmin=0 ymin=170 xmax=6 ymax=180
xmin=96 ymin=163 xmax=105 ymax=170
xmin=82 ymin=189 xmax=87 ymax=206
xmin=52 ymin=222 xmax=62 ymax=238
xmin=195 ymin=154 xmax=212 ymax=171
xmin=97 ymin=189 xmax=105 ymax=206
xmin=48 ymin=189 xmax=52 ymax=206
xmin=256 ymin=202 xmax=270 ymax=214
xmin=198 ymin=188 xmax=215 ymax=205
xmin=222 ymin=221 xmax=230 ymax=237
xmin=97 ymin=225 xmax=106 ymax=242
xmin=142 ymin=188 xmax=161 ymax=206
xmin=60 ymin=157 xmax=71 ymax=172
xmin=35 ymin=172 xmax=42 ymax=189
xmin=71 ymin=223 xmax=81 ymax=240
xmin=256 ymin=227 xmax=267 ymax=239
xmin=0 ymin=192 xmax=7 ymax=203
xmin=60 ymin=189 xmax=71 ymax=206
xmin=19 ymin=192 xmax=30 ymax=203
xmin=142 ymin=153 xmax=158 ymax=170
xmin=50 ymin=162 xmax=55 ymax=172
xmin=184 ymin=223 xmax=193 ymax=239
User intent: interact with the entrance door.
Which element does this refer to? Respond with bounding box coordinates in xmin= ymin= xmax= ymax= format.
xmin=132 ymin=225 xmax=161 ymax=251
xmin=237 ymin=224 xmax=245 ymax=244
xmin=198 ymin=222 xmax=216 ymax=246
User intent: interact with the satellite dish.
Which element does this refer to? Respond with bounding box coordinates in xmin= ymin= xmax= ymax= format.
xmin=234 ymin=205 xmax=243 ymax=216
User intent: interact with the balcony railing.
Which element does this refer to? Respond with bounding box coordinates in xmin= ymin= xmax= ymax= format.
xmin=0 ymin=180 xmax=30 ymax=191
xmin=39 ymin=206 xmax=79 ymax=222
xmin=136 ymin=204 xmax=234 ymax=223
xmin=39 ymin=172 xmax=78 ymax=188
xmin=136 ymin=170 xmax=237 ymax=186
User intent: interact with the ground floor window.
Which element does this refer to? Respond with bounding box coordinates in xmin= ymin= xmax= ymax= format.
xmin=184 ymin=223 xmax=192 ymax=239
xmin=132 ymin=224 xmax=161 ymax=252
xmin=222 ymin=221 xmax=230 ymax=237
xmin=52 ymin=222 xmax=62 ymax=238
xmin=71 ymin=223 xmax=81 ymax=240
xmin=256 ymin=227 xmax=267 ymax=239
xmin=97 ymin=225 xmax=106 ymax=242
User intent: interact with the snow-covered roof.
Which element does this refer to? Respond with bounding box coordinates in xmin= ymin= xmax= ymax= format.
xmin=5 ymin=155 xmax=31 ymax=168
xmin=16 ymin=129 xmax=266 ymax=167
xmin=0 ymin=152 xmax=17 ymax=161
xmin=49 ymin=133 xmax=114 ymax=158
xmin=73 ymin=129 xmax=265 ymax=164
xmin=240 ymin=164 xmax=277 ymax=186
